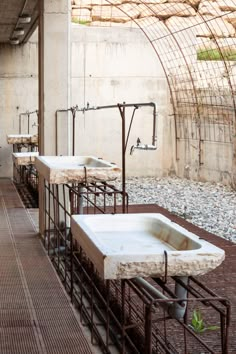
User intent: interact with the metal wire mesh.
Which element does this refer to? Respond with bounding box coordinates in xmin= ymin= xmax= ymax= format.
xmin=71 ymin=0 xmax=236 ymax=179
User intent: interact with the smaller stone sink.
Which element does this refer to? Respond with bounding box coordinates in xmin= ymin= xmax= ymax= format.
xmin=35 ymin=156 xmax=121 ymax=184
xmin=71 ymin=213 xmax=225 ymax=279
xmin=12 ymin=152 xmax=39 ymax=166
xmin=7 ymin=134 xmax=38 ymax=145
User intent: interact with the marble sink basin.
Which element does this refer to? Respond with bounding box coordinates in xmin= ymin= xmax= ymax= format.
xmin=12 ymin=152 xmax=39 ymax=166
xmin=7 ymin=134 xmax=38 ymax=144
xmin=35 ymin=156 xmax=121 ymax=184
xmin=71 ymin=213 xmax=225 ymax=279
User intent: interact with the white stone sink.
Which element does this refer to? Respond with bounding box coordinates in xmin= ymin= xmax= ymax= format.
xmin=35 ymin=156 xmax=121 ymax=184
xmin=71 ymin=213 xmax=225 ymax=279
xmin=7 ymin=134 xmax=38 ymax=144
xmin=12 ymin=152 xmax=39 ymax=166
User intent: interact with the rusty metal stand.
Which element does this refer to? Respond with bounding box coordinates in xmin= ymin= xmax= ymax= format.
xmin=70 ymin=247 xmax=230 ymax=354
xmin=42 ymin=178 xmax=230 ymax=354
xmin=43 ymin=180 xmax=128 ymax=290
xmin=13 ymin=164 xmax=39 ymax=208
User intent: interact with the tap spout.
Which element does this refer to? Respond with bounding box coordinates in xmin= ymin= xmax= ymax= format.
xmin=130 ymin=137 xmax=157 ymax=155
xmin=135 ymin=144 xmax=157 ymax=151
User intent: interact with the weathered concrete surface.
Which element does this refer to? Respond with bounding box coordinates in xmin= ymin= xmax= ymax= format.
xmin=0 ymin=26 xmax=172 ymax=179
xmin=38 ymin=0 xmax=71 ymax=156
xmin=70 ymin=26 xmax=172 ymax=177
xmin=0 ymin=35 xmax=38 ymax=177
xmin=38 ymin=0 xmax=72 ymax=237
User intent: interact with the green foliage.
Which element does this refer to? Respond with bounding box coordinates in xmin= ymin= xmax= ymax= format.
xmin=197 ymin=48 xmax=236 ymax=61
xmin=71 ymin=17 xmax=90 ymax=25
xmin=189 ymin=309 xmax=220 ymax=334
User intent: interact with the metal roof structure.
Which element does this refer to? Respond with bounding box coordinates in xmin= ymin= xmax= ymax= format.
xmin=0 ymin=0 xmax=38 ymax=44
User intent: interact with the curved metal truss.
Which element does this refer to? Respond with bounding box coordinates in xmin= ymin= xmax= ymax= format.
xmin=71 ymin=0 xmax=236 ymax=183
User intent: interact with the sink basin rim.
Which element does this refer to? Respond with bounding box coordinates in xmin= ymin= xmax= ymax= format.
xmin=8 ymin=134 xmax=32 ymax=138
xmin=7 ymin=134 xmax=38 ymax=144
xmin=12 ymin=152 xmax=39 ymax=166
xmin=35 ymin=155 xmax=121 ymax=184
xmin=71 ymin=213 xmax=225 ymax=279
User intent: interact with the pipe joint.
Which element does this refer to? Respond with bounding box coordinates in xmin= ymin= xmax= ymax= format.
xmin=134 ymin=276 xmax=188 ymax=320
xmin=130 ymin=138 xmax=157 ymax=155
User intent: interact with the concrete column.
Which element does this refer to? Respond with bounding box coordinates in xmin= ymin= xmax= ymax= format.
xmin=38 ymin=0 xmax=71 ymax=155
xmin=38 ymin=0 xmax=71 ymax=235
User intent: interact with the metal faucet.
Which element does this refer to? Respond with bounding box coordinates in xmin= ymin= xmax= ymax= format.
xmin=129 ymin=103 xmax=158 ymax=155
xmin=130 ymin=137 xmax=157 ymax=155
xmin=130 ymin=137 xmax=140 ymax=155
xmin=19 ymin=109 xmax=38 ymax=134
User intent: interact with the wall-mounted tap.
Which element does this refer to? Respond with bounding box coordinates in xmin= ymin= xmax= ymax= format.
xmin=32 ymin=122 xmax=39 ymax=128
xmin=129 ymin=102 xmax=158 ymax=155
xmin=56 ymin=101 xmax=157 ymax=213
xmin=19 ymin=109 xmax=38 ymax=134
xmin=130 ymin=137 xmax=157 ymax=155
xmin=130 ymin=137 xmax=140 ymax=155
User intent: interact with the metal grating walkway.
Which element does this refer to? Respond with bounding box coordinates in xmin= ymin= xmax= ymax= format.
xmin=0 ymin=179 xmax=93 ymax=354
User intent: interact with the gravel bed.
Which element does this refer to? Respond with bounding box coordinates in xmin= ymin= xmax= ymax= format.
xmin=119 ymin=176 xmax=236 ymax=243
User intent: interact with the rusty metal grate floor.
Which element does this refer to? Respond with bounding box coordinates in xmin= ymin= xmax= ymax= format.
xmin=126 ymin=204 xmax=236 ymax=354
xmin=3 ymin=178 xmax=235 ymax=353
xmin=0 ymin=179 xmax=93 ymax=354
xmin=15 ymin=183 xmax=38 ymax=209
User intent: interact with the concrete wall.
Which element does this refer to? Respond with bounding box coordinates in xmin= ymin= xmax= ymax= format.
xmin=0 ymin=33 xmax=38 ymax=177
xmin=0 ymin=24 xmax=235 ymax=184
xmin=67 ymin=26 xmax=173 ymax=177
xmin=169 ymin=62 xmax=235 ymax=185
xmin=0 ymin=26 xmax=174 ymax=178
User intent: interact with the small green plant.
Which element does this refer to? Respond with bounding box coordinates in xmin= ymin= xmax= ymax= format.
xmin=189 ymin=309 xmax=220 ymax=334
xmin=71 ymin=17 xmax=90 ymax=25
xmin=197 ymin=48 xmax=236 ymax=61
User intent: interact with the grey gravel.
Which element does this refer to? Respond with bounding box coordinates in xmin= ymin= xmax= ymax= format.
xmin=118 ymin=176 xmax=236 ymax=243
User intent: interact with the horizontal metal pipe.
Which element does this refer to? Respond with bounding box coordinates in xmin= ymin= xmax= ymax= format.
xmin=19 ymin=109 xmax=38 ymax=116
xmin=131 ymin=144 xmax=157 ymax=154
xmin=134 ymin=276 xmax=188 ymax=320
xmin=133 ymin=277 xmax=170 ymax=311
xmin=75 ymin=102 xmax=156 ymax=112
xmin=55 ymin=102 xmax=157 ymax=156
xmin=73 ymin=101 xmax=157 ymax=148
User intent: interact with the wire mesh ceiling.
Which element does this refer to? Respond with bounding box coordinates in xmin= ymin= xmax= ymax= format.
xmin=71 ymin=0 xmax=236 ymax=165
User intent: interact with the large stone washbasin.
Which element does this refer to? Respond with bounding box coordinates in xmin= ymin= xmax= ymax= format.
xmin=12 ymin=152 xmax=39 ymax=166
xmin=7 ymin=134 xmax=38 ymax=145
xmin=71 ymin=213 xmax=225 ymax=280
xmin=35 ymin=156 xmax=121 ymax=184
